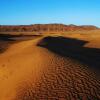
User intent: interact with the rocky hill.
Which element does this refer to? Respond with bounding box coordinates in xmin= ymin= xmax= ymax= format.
xmin=0 ymin=24 xmax=98 ymax=32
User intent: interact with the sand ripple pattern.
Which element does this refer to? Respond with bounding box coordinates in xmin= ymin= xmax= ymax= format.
xmin=16 ymin=47 xmax=100 ymax=100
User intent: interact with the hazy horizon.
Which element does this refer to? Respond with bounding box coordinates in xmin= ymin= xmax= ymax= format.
xmin=0 ymin=0 xmax=100 ymax=27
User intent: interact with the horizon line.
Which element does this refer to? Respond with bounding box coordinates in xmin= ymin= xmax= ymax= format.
xmin=0 ymin=23 xmax=99 ymax=28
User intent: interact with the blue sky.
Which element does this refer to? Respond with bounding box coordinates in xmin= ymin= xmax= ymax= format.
xmin=0 ymin=0 xmax=100 ymax=27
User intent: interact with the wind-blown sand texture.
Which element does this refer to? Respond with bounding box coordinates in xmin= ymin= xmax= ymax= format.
xmin=0 ymin=33 xmax=100 ymax=100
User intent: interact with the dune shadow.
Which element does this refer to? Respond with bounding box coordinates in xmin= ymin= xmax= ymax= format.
xmin=0 ymin=34 xmax=16 ymax=53
xmin=0 ymin=34 xmax=16 ymax=41
xmin=37 ymin=36 xmax=100 ymax=71
xmin=0 ymin=34 xmax=42 ymax=53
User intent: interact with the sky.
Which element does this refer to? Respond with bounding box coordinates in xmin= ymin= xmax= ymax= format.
xmin=0 ymin=0 xmax=100 ymax=27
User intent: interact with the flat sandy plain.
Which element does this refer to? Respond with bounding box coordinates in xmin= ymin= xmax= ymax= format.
xmin=0 ymin=30 xmax=100 ymax=100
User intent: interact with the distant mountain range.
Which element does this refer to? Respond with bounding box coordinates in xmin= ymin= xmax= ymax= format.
xmin=0 ymin=24 xmax=99 ymax=32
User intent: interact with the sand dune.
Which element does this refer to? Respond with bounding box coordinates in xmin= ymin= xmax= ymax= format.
xmin=0 ymin=35 xmax=100 ymax=100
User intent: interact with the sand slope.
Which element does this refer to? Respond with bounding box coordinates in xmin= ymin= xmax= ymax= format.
xmin=0 ymin=36 xmax=100 ymax=100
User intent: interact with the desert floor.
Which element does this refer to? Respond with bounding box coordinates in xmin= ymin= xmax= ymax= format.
xmin=0 ymin=32 xmax=100 ymax=100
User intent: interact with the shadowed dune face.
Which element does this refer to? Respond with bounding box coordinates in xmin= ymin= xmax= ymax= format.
xmin=0 ymin=34 xmax=41 ymax=53
xmin=0 ymin=34 xmax=15 ymax=53
xmin=38 ymin=36 xmax=100 ymax=74
xmin=38 ymin=36 xmax=88 ymax=52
